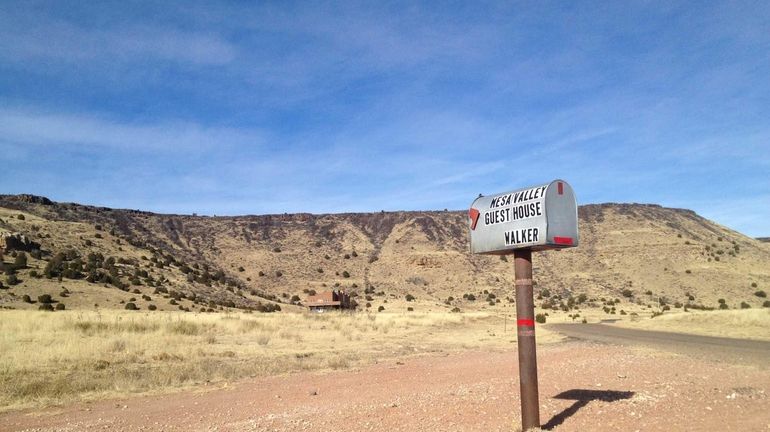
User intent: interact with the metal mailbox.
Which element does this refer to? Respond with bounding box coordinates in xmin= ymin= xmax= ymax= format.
xmin=469 ymin=179 xmax=578 ymax=254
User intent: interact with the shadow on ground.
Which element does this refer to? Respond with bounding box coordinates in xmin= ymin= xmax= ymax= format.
xmin=542 ymin=389 xmax=634 ymax=430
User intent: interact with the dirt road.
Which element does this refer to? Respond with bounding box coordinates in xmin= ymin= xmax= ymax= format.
xmin=2 ymin=334 xmax=769 ymax=432
xmin=548 ymin=323 xmax=770 ymax=367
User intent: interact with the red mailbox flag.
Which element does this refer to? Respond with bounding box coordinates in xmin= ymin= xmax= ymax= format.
xmin=469 ymin=208 xmax=480 ymax=230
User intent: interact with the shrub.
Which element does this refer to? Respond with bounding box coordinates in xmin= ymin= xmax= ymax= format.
xmin=275 ymin=270 xmax=283 ymax=277
xmin=763 ymin=301 xmax=770 ymax=308
xmin=14 ymin=252 xmax=28 ymax=269
xmin=22 ymin=294 xmax=32 ymax=303
xmin=719 ymin=303 xmax=729 ymax=309
xmin=751 ymin=282 xmax=758 ymax=288
xmin=377 ymin=305 xmax=385 ymax=312
xmin=17 ymin=214 xmax=25 ymax=220
xmin=37 ymin=294 xmax=53 ymax=304
xmin=407 ymin=307 xmax=414 ymax=312
xmin=272 ymin=247 xmax=281 ymax=253
xmin=148 ymin=304 xmax=157 ymax=311
xmin=55 ymin=303 xmax=65 ymax=310
xmin=6 ymin=274 xmax=19 ymax=285
xmin=238 ymin=266 xmax=245 ymax=272
xmin=535 ymin=313 xmax=547 ymax=324
xmin=39 ymin=303 xmax=54 ymax=311
xmin=405 ymin=294 xmax=415 ymax=302
xmin=755 ymin=290 xmax=767 ymax=298
xmin=342 ymin=271 xmax=350 ymax=278
xmin=621 ymin=289 xmax=633 ymax=298
xmin=685 ymin=270 xmax=691 ymax=274
xmin=451 ymin=307 xmax=461 ymax=313
xmin=740 ymin=301 xmax=751 ymax=309
xmin=125 ymin=302 xmax=138 ymax=310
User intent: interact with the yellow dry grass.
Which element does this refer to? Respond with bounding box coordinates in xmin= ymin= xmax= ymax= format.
xmin=613 ymin=308 xmax=770 ymax=341
xmin=0 ymin=309 xmax=559 ymax=412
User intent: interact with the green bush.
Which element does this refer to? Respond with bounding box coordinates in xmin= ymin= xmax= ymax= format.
xmin=148 ymin=304 xmax=157 ymax=311
xmin=740 ymin=301 xmax=751 ymax=309
xmin=37 ymin=294 xmax=53 ymax=304
xmin=22 ymin=294 xmax=32 ymax=303
xmin=378 ymin=305 xmax=385 ymax=312
xmin=621 ymin=289 xmax=633 ymax=298
xmin=755 ymin=290 xmax=767 ymax=298
xmin=55 ymin=303 xmax=65 ymax=310
xmin=125 ymin=302 xmax=138 ymax=310
xmin=763 ymin=301 xmax=770 ymax=308
xmin=535 ymin=313 xmax=547 ymax=324
xmin=719 ymin=303 xmax=729 ymax=310
xmin=405 ymin=294 xmax=415 ymax=302
xmin=39 ymin=303 xmax=54 ymax=311
xmin=342 ymin=271 xmax=350 ymax=278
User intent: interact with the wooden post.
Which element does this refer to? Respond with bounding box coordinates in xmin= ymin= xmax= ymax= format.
xmin=514 ymin=248 xmax=540 ymax=430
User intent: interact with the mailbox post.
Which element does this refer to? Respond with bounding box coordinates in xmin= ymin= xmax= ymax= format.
xmin=469 ymin=179 xmax=578 ymax=431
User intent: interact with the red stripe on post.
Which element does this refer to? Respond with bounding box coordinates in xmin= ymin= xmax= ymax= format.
xmin=554 ymin=236 xmax=573 ymax=245
xmin=517 ymin=319 xmax=535 ymax=327
xmin=557 ymin=182 xmax=563 ymax=195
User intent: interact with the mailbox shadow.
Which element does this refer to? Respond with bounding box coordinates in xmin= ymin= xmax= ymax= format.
xmin=542 ymin=389 xmax=634 ymax=430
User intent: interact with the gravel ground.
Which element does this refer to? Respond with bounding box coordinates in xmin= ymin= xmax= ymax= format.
xmin=2 ymin=340 xmax=768 ymax=432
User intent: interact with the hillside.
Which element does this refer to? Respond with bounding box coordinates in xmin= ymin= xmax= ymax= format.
xmin=1 ymin=194 xmax=769 ymax=315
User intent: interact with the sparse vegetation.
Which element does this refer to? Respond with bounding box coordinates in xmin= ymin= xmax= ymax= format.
xmin=0 ymin=310 xmax=518 ymax=411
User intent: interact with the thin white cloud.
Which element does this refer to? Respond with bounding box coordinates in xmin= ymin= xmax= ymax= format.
xmin=0 ymin=107 xmax=265 ymax=152
xmin=0 ymin=13 xmax=235 ymax=66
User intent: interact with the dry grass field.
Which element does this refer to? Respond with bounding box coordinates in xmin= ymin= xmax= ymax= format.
xmin=613 ymin=308 xmax=770 ymax=341
xmin=0 ymin=309 xmax=563 ymax=412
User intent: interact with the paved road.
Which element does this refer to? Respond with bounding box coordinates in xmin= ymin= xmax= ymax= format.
xmin=547 ymin=323 xmax=770 ymax=367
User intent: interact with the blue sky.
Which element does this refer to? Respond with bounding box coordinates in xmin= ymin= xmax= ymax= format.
xmin=1 ymin=1 xmax=768 ymax=236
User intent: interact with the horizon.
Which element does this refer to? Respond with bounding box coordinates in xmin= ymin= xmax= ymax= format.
xmin=1 ymin=2 xmax=768 ymax=236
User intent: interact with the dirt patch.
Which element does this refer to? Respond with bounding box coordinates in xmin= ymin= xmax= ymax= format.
xmin=2 ymin=341 xmax=768 ymax=431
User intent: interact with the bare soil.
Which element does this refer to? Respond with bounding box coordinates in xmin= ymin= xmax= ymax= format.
xmin=2 ymin=337 xmax=768 ymax=432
